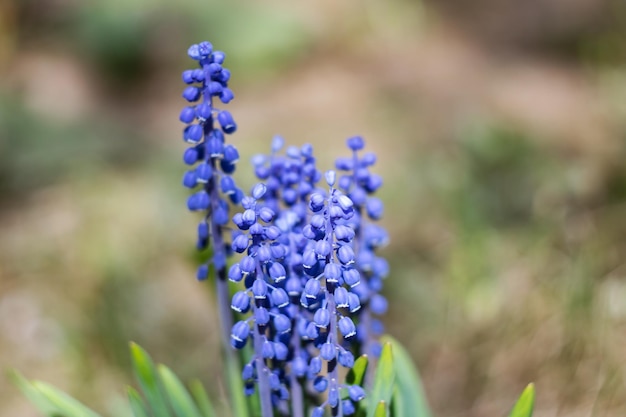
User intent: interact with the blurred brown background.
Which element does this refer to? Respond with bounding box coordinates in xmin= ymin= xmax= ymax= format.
xmin=1 ymin=0 xmax=626 ymax=416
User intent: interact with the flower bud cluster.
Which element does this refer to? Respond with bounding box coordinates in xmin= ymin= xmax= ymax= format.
xmin=251 ymin=136 xmax=320 ymax=216
xmin=226 ymin=138 xmax=383 ymax=417
xmin=180 ymin=41 xmax=243 ymax=281
xmin=302 ymin=171 xmax=365 ymax=417
xmin=335 ymin=136 xmax=389 ymax=357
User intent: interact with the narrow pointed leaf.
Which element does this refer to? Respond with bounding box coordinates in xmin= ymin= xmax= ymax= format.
xmin=158 ymin=365 xmax=203 ymax=417
xmin=126 ymin=387 xmax=149 ymax=417
xmin=346 ymin=355 xmax=369 ymax=386
xmin=374 ymin=401 xmax=388 ymax=417
xmin=32 ymin=381 xmax=102 ymax=417
xmin=9 ymin=371 xmax=61 ymax=416
xmin=508 ymin=384 xmax=535 ymax=417
xmin=391 ymin=387 xmax=403 ymax=417
xmin=129 ymin=342 xmax=170 ymax=417
xmin=189 ymin=379 xmax=217 ymax=417
xmin=382 ymin=336 xmax=432 ymax=417
xmin=367 ymin=342 xmax=395 ymax=417
xmin=227 ymin=348 xmax=250 ymax=417
xmin=127 ymin=386 xmax=149 ymax=417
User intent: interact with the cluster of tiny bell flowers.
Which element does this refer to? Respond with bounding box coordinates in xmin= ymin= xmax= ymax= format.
xmin=178 ymin=40 xmax=243 ymax=345
xmin=180 ymin=42 xmax=389 ymax=417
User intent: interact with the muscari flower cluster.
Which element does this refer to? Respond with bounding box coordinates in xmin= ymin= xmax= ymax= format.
xmin=334 ymin=137 xmax=389 ymax=359
xmin=179 ymin=41 xmax=243 ymax=344
xmin=181 ymin=42 xmax=389 ymax=417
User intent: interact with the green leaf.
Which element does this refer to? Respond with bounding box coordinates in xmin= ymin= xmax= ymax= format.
xmin=127 ymin=386 xmax=149 ymax=417
xmin=346 ymin=355 xmax=369 ymax=386
xmin=508 ymin=384 xmax=535 ymax=417
xmin=11 ymin=370 xmax=101 ymax=417
xmin=382 ymin=336 xmax=432 ymax=417
xmin=158 ymin=365 xmax=203 ymax=417
xmin=9 ymin=371 xmax=61 ymax=416
xmin=374 ymin=401 xmax=388 ymax=417
xmin=32 ymin=381 xmax=102 ymax=417
xmin=367 ymin=342 xmax=395 ymax=417
xmin=129 ymin=342 xmax=171 ymax=417
xmin=391 ymin=387 xmax=403 ymax=417
xmin=226 ymin=348 xmax=250 ymax=417
xmin=189 ymin=379 xmax=217 ymax=417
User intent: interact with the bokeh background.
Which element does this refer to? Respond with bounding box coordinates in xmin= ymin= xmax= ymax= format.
xmin=2 ymin=0 xmax=626 ymax=416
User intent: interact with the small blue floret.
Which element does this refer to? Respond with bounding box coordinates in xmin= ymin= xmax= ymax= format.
xmin=197 ymin=264 xmax=208 ymax=281
xmin=182 ymin=86 xmax=201 ymax=102
xmin=270 ymin=288 xmax=289 ymax=308
xmin=348 ymin=385 xmax=365 ymax=402
xmin=338 ymin=350 xmax=355 ymax=368
xmin=231 ymin=321 xmax=250 ymax=349
xmin=179 ymin=107 xmax=196 ymax=123
xmin=320 ymin=342 xmax=335 ymax=361
xmin=231 ymin=291 xmax=250 ymax=313
xmin=217 ymin=110 xmax=237 ymax=134
xmin=346 ymin=136 xmax=364 ymax=151
xmin=313 ymin=376 xmax=328 ymax=393
xmin=338 ymin=317 xmax=356 ymax=339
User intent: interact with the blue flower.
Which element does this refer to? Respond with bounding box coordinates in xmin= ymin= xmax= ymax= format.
xmin=180 ymin=58 xmax=384 ymax=414
xmin=180 ymin=41 xmax=244 ymax=297
xmin=334 ymin=136 xmax=390 ymax=358
xmin=231 ymin=321 xmax=250 ymax=349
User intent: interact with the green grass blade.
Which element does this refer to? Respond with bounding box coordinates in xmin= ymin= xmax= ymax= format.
xmin=508 ymin=384 xmax=535 ymax=417
xmin=346 ymin=355 xmax=369 ymax=386
xmin=382 ymin=336 xmax=432 ymax=417
xmin=189 ymin=379 xmax=217 ymax=417
xmin=158 ymin=365 xmax=203 ymax=417
xmin=367 ymin=342 xmax=395 ymax=417
xmin=391 ymin=387 xmax=403 ymax=417
xmin=374 ymin=401 xmax=388 ymax=417
xmin=32 ymin=381 xmax=102 ymax=417
xmin=9 ymin=371 xmax=61 ymax=416
xmin=129 ymin=342 xmax=171 ymax=417
xmin=127 ymin=386 xmax=149 ymax=417
xmin=226 ymin=349 xmax=249 ymax=417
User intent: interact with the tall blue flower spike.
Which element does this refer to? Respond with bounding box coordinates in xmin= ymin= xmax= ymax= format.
xmin=229 ymin=137 xmax=374 ymax=417
xmin=228 ymin=183 xmax=291 ymax=417
xmin=230 ymin=141 xmax=324 ymax=417
xmin=180 ymin=41 xmax=243 ymax=348
xmin=297 ymin=170 xmax=366 ymax=417
xmin=335 ymin=136 xmax=389 ymax=359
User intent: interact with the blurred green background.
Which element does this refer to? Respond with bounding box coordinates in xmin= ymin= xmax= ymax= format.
xmin=2 ymin=0 xmax=626 ymax=416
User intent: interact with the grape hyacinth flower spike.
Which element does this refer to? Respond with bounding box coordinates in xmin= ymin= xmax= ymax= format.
xmin=180 ymin=41 xmax=243 ymax=347
xmin=299 ymin=170 xmax=366 ymax=417
xmin=228 ymin=183 xmax=292 ymax=417
xmin=335 ymin=136 xmax=389 ymax=359
xmin=226 ymin=140 xmax=372 ymax=417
